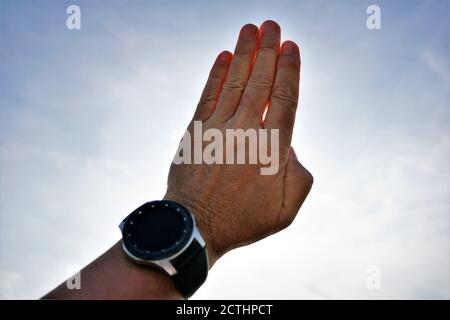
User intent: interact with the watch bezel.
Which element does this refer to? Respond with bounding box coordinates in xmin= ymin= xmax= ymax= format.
xmin=120 ymin=200 xmax=194 ymax=261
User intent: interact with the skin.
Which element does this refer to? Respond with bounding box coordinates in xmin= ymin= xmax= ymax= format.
xmin=43 ymin=20 xmax=313 ymax=300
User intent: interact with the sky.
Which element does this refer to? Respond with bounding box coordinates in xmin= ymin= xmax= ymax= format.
xmin=0 ymin=0 xmax=449 ymax=299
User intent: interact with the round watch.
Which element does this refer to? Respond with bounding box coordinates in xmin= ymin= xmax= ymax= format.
xmin=119 ymin=200 xmax=208 ymax=298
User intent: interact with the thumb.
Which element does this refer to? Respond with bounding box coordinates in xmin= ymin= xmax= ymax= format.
xmin=279 ymin=146 xmax=314 ymax=228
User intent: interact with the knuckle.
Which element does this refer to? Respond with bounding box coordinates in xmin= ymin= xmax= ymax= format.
xmin=233 ymin=50 xmax=253 ymax=61
xmin=271 ymin=85 xmax=298 ymax=108
xmin=198 ymin=93 xmax=216 ymax=106
xmin=247 ymin=71 xmax=274 ymax=89
xmin=257 ymin=46 xmax=278 ymax=54
xmin=209 ymin=72 xmax=225 ymax=82
xmin=222 ymin=78 xmax=246 ymax=91
xmin=278 ymin=56 xmax=300 ymax=70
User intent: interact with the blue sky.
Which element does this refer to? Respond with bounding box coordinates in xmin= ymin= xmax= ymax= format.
xmin=0 ymin=0 xmax=449 ymax=298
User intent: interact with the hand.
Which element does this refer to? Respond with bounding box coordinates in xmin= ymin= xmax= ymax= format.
xmin=165 ymin=20 xmax=313 ymax=266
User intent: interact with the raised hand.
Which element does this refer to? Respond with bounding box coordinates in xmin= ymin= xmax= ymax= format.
xmin=165 ymin=20 xmax=313 ymax=266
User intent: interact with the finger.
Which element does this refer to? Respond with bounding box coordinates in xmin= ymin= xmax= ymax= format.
xmin=210 ymin=23 xmax=259 ymax=122
xmin=192 ymin=50 xmax=232 ymax=122
xmin=263 ymin=41 xmax=300 ymax=149
xmin=232 ymin=20 xmax=281 ymax=125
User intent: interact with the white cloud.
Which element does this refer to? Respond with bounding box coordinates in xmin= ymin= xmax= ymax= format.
xmin=1 ymin=0 xmax=449 ymax=299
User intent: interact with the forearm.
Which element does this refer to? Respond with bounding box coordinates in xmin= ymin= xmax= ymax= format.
xmin=43 ymin=197 xmax=218 ymax=300
xmin=42 ymin=241 xmax=182 ymax=299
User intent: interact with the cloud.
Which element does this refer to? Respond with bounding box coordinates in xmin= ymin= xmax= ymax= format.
xmin=1 ymin=0 xmax=449 ymax=299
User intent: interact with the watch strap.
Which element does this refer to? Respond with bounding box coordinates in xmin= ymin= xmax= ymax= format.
xmin=171 ymin=238 xmax=208 ymax=298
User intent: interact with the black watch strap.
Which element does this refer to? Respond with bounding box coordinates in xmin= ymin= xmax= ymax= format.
xmin=171 ymin=239 xmax=208 ymax=298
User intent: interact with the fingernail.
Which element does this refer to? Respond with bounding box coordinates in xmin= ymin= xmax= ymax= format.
xmin=241 ymin=24 xmax=258 ymax=40
xmin=218 ymin=51 xmax=230 ymax=64
xmin=282 ymin=41 xmax=296 ymax=55
xmin=261 ymin=20 xmax=279 ymax=35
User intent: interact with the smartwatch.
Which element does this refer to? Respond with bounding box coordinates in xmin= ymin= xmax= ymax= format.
xmin=119 ymin=200 xmax=208 ymax=298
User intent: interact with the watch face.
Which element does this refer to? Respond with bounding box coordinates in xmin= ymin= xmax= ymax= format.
xmin=122 ymin=201 xmax=194 ymax=260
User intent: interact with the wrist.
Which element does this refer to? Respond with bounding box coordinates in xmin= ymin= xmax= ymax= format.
xmin=163 ymin=191 xmax=221 ymax=267
xmin=112 ymin=241 xmax=183 ymax=299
